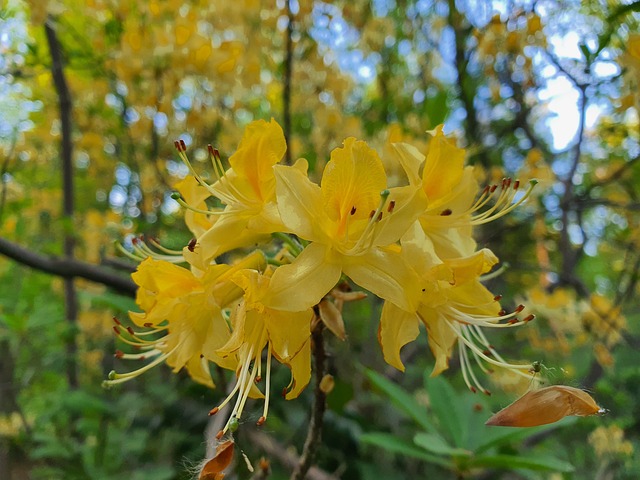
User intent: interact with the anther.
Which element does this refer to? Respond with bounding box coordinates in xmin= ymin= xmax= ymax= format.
xmin=127 ymin=326 xmax=135 ymax=335
xmin=440 ymin=209 xmax=452 ymax=216
xmin=515 ymin=304 xmax=525 ymax=313
xmin=369 ymin=210 xmax=375 ymax=219
xmin=113 ymin=326 xmax=121 ymax=335
xmin=523 ymin=314 xmax=535 ymax=323
xmin=200 ymin=354 xmax=204 ymax=359
xmin=255 ymin=376 xmax=262 ymax=383
xmin=376 ymin=212 xmax=383 ymax=221
xmin=490 ymin=184 xmax=498 ymax=193
xmin=207 ymin=144 xmax=215 ymax=156
xmin=387 ymin=201 xmax=395 ymax=213
xmin=215 ymin=430 xmax=224 ymax=440
xmin=180 ymin=139 xmax=186 ymax=150
xmin=498 ymin=309 xmax=507 ymax=316
xmin=256 ymin=416 xmax=266 ymax=427
xmin=483 ymin=389 xmax=492 ymax=396
xmin=143 ymin=322 xmax=152 ymax=328
xmin=470 ymin=386 xmax=477 ymax=393
xmin=493 ymin=294 xmax=502 ymax=301
xmin=113 ymin=317 xmax=122 ymax=325
xmin=114 ymin=350 xmax=124 ymax=358
xmin=513 ymin=180 xmax=520 ymax=189
xmin=187 ymin=238 xmax=197 ymax=252
xmin=174 ymin=140 xmax=180 ymax=150
xmin=209 ymin=407 xmax=219 ymax=416
xmin=350 ymin=206 xmax=357 ymax=215
xmin=281 ymin=387 xmax=287 ymax=398
xmin=508 ymin=318 xmax=519 ymax=325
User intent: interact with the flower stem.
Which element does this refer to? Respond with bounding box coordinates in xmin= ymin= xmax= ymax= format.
xmin=290 ymin=322 xmax=327 ymax=480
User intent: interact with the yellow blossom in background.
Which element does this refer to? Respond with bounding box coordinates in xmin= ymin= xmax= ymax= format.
xmin=589 ymin=425 xmax=634 ymax=460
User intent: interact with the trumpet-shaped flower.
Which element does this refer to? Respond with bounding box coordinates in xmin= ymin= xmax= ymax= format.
xmin=378 ymin=224 xmax=534 ymax=393
xmin=105 ymin=251 xmax=265 ymax=388
xmin=211 ymin=268 xmax=313 ymax=435
xmin=267 ymin=137 xmax=427 ymax=312
xmin=392 ymin=125 xmax=536 ymax=259
xmin=175 ymin=119 xmax=295 ymax=262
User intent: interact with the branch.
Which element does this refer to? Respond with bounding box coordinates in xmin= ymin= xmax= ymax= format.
xmin=248 ymin=430 xmax=337 ymax=480
xmin=0 ymin=236 xmax=136 ymax=296
xmin=291 ymin=322 xmax=327 ymax=480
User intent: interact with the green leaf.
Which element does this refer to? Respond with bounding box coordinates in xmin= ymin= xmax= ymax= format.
xmin=364 ymin=368 xmax=435 ymax=432
xmin=471 ymin=454 xmax=575 ymax=473
xmin=424 ymin=374 xmax=466 ymax=447
xmin=414 ymin=432 xmax=471 ymax=457
xmin=359 ymin=432 xmax=452 ymax=469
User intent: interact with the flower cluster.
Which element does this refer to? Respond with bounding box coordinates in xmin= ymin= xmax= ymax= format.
xmin=105 ymin=118 xmax=536 ymax=434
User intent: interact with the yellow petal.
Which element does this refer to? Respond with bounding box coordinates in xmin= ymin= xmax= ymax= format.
xmin=391 ymin=142 xmax=424 ymax=186
xmin=321 ymin=138 xmax=387 ymax=236
xmin=175 ymin=175 xmax=214 ymax=237
xmin=267 ymin=309 xmax=313 ymax=362
xmin=274 ymin=163 xmax=326 ymax=242
xmin=228 ymin=118 xmax=286 ymax=202
xmin=444 ymin=248 xmax=499 ymax=285
xmin=267 ymin=243 xmax=342 ymax=311
xmin=197 ymin=211 xmax=271 ymax=261
xmin=343 ymin=248 xmax=421 ymax=312
xmin=284 ymin=339 xmax=311 ymax=399
xmin=418 ymin=307 xmax=458 ymax=376
xmin=378 ymin=301 xmax=420 ymax=371
xmin=422 ymin=126 xmax=465 ymax=203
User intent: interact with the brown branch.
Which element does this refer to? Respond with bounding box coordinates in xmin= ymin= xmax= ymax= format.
xmin=248 ymin=430 xmax=337 ymax=480
xmin=282 ymin=0 xmax=295 ymax=166
xmin=291 ymin=322 xmax=327 ymax=480
xmin=0 ymin=236 xmax=136 ymax=296
xmin=45 ymin=15 xmax=79 ymax=388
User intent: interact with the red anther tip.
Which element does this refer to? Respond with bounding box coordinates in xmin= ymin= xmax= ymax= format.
xmin=483 ymin=185 xmax=490 ymax=193
xmin=515 ymin=304 xmax=525 ymax=313
xmin=256 ymin=416 xmax=266 ymax=426
xmin=200 ymin=354 xmax=204 ymax=359
xmin=114 ymin=350 xmax=124 ymax=358
xmin=387 ymin=200 xmax=396 ymax=213
xmin=483 ymin=389 xmax=492 ymax=396
xmin=483 ymin=349 xmax=492 ymax=356
xmin=281 ymin=387 xmax=287 ymax=398
xmin=493 ymin=294 xmax=503 ymax=301
xmin=505 ymin=178 xmax=512 ymax=188
xmin=523 ymin=314 xmax=535 ymax=322
xmin=113 ymin=316 xmax=122 ymax=325
xmin=139 ymin=355 xmax=146 ymax=360
xmin=179 ymin=139 xmax=186 ymax=150
xmin=470 ymin=386 xmax=477 ymax=393
xmin=131 ymin=237 xmax=138 ymax=245
xmin=143 ymin=322 xmax=152 ymax=328
xmin=350 ymin=206 xmax=357 ymax=215
xmin=174 ymin=140 xmax=180 ymax=149
xmin=508 ymin=318 xmax=519 ymax=325
xmin=127 ymin=326 xmax=135 ymax=335
xmin=207 ymin=144 xmax=214 ymax=154
xmin=498 ymin=309 xmax=507 ymax=316
xmin=490 ymin=184 xmax=498 ymax=193
xmin=514 ymin=180 xmax=520 ymax=189
xmin=187 ymin=238 xmax=197 ymax=252
xmin=215 ymin=430 xmax=224 ymax=440
xmin=376 ymin=212 xmax=383 ymax=221
xmin=113 ymin=326 xmax=121 ymax=335
xmin=209 ymin=407 xmax=219 ymax=416
xmin=255 ymin=376 xmax=262 ymax=383
xmin=369 ymin=210 xmax=375 ymax=219
xmin=440 ymin=208 xmax=452 ymax=216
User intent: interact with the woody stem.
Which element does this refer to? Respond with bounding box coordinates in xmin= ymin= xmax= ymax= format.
xmin=290 ymin=321 xmax=327 ymax=480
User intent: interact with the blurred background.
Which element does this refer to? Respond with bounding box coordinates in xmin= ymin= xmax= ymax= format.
xmin=0 ymin=0 xmax=639 ymax=478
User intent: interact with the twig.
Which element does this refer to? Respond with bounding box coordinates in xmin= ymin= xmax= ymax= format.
xmin=291 ymin=322 xmax=327 ymax=480
xmin=0 ymin=236 xmax=136 ymax=296
xmin=248 ymin=430 xmax=337 ymax=480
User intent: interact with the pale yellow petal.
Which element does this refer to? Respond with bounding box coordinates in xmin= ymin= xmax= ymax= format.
xmin=378 ymin=301 xmax=420 ymax=371
xmin=267 ymin=243 xmax=342 ymax=311
xmin=284 ymin=339 xmax=311 ymax=399
xmin=343 ymin=248 xmax=421 ymax=312
xmin=422 ymin=126 xmax=465 ymax=202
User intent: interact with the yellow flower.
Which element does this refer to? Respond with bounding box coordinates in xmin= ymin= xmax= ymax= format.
xmin=105 ymin=252 xmax=265 ymax=388
xmin=392 ymin=125 xmax=536 ymax=259
xmin=175 ymin=119 xmax=293 ymax=261
xmin=267 ymin=137 xmax=427 ymax=312
xmin=378 ymin=224 xmax=533 ymax=393
xmin=210 ymin=268 xmax=313 ymax=435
